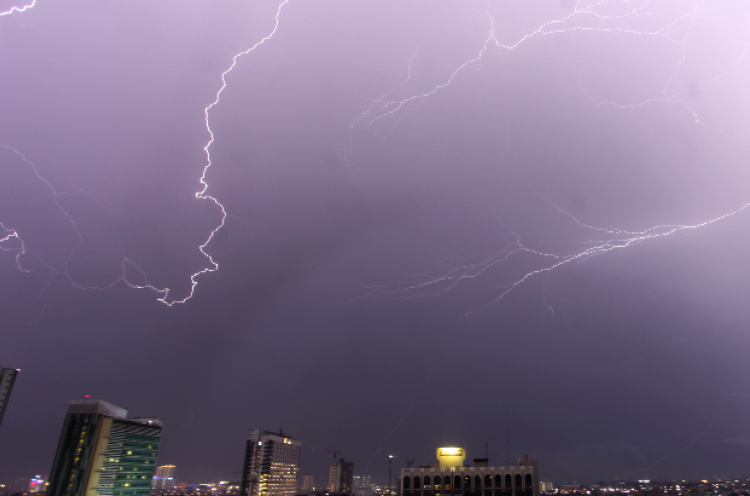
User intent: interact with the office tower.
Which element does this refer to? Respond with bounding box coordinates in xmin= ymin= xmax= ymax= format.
xmin=301 ymin=474 xmax=313 ymax=492
xmin=0 ymin=367 xmax=19 ymax=430
xmin=47 ymin=398 xmax=162 ymax=496
xmin=240 ymin=429 xmax=300 ymax=496
xmin=400 ymin=448 xmax=540 ymax=496
xmin=329 ymin=459 xmax=354 ymax=494
xmin=153 ymin=465 xmax=176 ymax=491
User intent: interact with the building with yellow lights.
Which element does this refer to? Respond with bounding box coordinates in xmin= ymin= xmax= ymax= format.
xmin=153 ymin=465 xmax=176 ymax=491
xmin=400 ymin=448 xmax=539 ymax=496
xmin=47 ymin=399 xmax=162 ymax=496
xmin=240 ymin=429 xmax=301 ymax=496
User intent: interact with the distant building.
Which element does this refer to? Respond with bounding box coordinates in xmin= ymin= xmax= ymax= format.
xmin=240 ymin=429 xmax=301 ymax=496
xmin=0 ymin=367 xmax=19 ymax=430
xmin=352 ymin=476 xmax=372 ymax=486
xmin=11 ymin=478 xmax=30 ymax=494
xmin=47 ymin=398 xmax=162 ymax=496
xmin=153 ymin=465 xmax=176 ymax=491
xmin=540 ymin=482 xmax=554 ymax=493
xmin=29 ymin=475 xmax=47 ymax=494
xmin=400 ymin=448 xmax=539 ymax=496
xmin=352 ymin=476 xmax=373 ymax=496
xmin=329 ymin=459 xmax=354 ymax=494
xmin=301 ymin=474 xmax=314 ymax=492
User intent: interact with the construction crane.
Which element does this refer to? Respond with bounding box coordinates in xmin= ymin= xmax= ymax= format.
xmin=309 ymin=445 xmax=341 ymax=462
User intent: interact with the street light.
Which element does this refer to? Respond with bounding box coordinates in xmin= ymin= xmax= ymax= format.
xmin=389 ymin=455 xmax=394 ymax=496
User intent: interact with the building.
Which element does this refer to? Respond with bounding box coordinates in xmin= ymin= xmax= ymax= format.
xmin=11 ymin=478 xmax=30 ymax=494
xmin=351 ymin=476 xmax=373 ymax=496
xmin=400 ymin=448 xmax=539 ymax=496
xmin=0 ymin=367 xmax=19 ymax=430
xmin=47 ymin=398 xmax=162 ymax=496
xmin=240 ymin=429 xmax=301 ymax=496
xmin=301 ymin=474 xmax=314 ymax=492
xmin=153 ymin=465 xmax=176 ymax=491
xmin=29 ymin=475 xmax=47 ymax=494
xmin=329 ymin=459 xmax=354 ymax=494
xmin=539 ymin=482 xmax=554 ymax=493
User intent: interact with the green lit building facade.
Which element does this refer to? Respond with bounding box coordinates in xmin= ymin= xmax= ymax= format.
xmin=0 ymin=367 xmax=19 ymax=431
xmin=48 ymin=399 xmax=162 ymax=496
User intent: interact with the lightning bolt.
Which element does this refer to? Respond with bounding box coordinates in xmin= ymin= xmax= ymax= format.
xmin=352 ymin=193 xmax=750 ymax=315
xmin=0 ymin=0 xmax=36 ymax=18
xmin=168 ymin=0 xmax=293 ymax=306
xmin=126 ymin=0 xmax=292 ymax=305
xmin=0 ymin=144 xmax=84 ymax=287
xmin=0 ymin=0 xmax=291 ymax=306
xmin=351 ymin=0 xmax=750 ymax=134
xmin=347 ymin=0 xmax=750 ymax=313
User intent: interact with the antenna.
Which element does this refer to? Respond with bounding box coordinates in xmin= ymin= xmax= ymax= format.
xmin=485 ymin=441 xmax=488 ymax=459
xmin=505 ymin=409 xmax=510 ymax=466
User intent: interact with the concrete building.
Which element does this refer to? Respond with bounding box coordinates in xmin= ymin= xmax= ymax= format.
xmin=153 ymin=465 xmax=176 ymax=491
xmin=400 ymin=448 xmax=539 ymax=496
xmin=0 ymin=367 xmax=19 ymax=431
xmin=47 ymin=398 xmax=162 ymax=496
xmin=301 ymin=474 xmax=314 ymax=492
xmin=329 ymin=459 xmax=354 ymax=494
xmin=240 ymin=429 xmax=300 ymax=496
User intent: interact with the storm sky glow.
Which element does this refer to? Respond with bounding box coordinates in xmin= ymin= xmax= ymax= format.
xmin=2 ymin=0 xmax=750 ymax=487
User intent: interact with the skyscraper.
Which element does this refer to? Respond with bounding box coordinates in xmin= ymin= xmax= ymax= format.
xmin=329 ymin=459 xmax=354 ymax=494
xmin=240 ymin=429 xmax=300 ymax=496
xmin=153 ymin=465 xmax=176 ymax=491
xmin=0 ymin=367 xmax=19 ymax=430
xmin=47 ymin=398 xmax=162 ymax=496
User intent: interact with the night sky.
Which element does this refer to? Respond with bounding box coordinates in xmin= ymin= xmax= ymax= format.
xmin=2 ymin=0 xmax=750 ymax=487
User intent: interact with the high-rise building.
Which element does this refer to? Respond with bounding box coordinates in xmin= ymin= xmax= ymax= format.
xmin=329 ymin=459 xmax=354 ymax=494
xmin=400 ymin=448 xmax=539 ymax=496
xmin=301 ymin=474 xmax=313 ymax=492
xmin=240 ymin=429 xmax=300 ymax=496
xmin=153 ymin=465 xmax=176 ymax=491
xmin=47 ymin=398 xmax=162 ymax=496
xmin=0 ymin=367 xmax=19 ymax=430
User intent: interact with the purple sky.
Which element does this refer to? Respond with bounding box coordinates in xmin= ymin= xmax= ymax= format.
xmin=2 ymin=0 xmax=750 ymax=487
